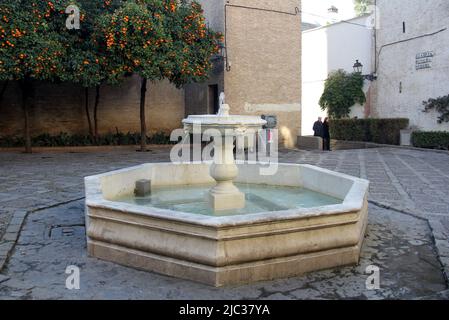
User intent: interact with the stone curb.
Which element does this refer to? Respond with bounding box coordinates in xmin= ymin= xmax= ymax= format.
xmin=0 ymin=210 xmax=26 ymax=271
xmin=414 ymin=289 xmax=449 ymax=300
xmin=0 ymin=199 xmax=84 ymax=273
xmin=0 ymin=145 xmax=173 ymax=154
xmin=365 ymin=143 xmax=449 ymax=155
xmin=333 ymin=140 xmax=449 ymax=155
xmin=0 ymin=273 xmax=10 ymax=284
xmin=370 ymin=200 xmax=449 ymax=286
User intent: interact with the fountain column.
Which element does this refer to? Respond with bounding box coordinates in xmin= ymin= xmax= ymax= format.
xmin=208 ymin=134 xmax=245 ymax=211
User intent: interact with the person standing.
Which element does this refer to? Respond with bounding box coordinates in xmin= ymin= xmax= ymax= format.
xmin=322 ymin=117 xmax=331 ymax=151
xmin=313 ymin=117 xmax=323 ymax=137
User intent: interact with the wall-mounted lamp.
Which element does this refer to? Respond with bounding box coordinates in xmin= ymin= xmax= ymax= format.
xmin=212 ymin=43 xmax=231 ymax=71
xmin=353 ymin=59 xmax=377 ymax=81
xmin=353 ymin=59 xmax=363 ymax=73
xmin=328 ymin=5 xmax=339 ymax=14
xmin=222 ymin=44 xmax=231 ymax=72
xmin=219 ymin=43 xmax=226 ymax=59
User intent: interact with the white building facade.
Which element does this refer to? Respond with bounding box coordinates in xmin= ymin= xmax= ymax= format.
xmin=372 ymin=0 xmax=449 ymax=131
xmin=301 ymin=15 xmax=374 ymax=135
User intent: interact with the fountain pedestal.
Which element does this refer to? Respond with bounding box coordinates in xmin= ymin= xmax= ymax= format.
xmin=182 ymin=102 xmax=266 ymax=212
xmin=208 ymin=136 xmax=245 ymax=211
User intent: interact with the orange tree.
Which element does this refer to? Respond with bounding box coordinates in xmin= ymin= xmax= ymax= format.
xmin=0 ymin=0 xmax=69 ymax=153
xmin=99 ymin=0 xmax=221 ymax=151
xmin=62 ymin=0 xmax=123 ymax=143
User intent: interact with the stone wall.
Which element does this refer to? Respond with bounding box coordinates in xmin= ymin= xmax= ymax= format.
xmin=0 ymin=76 xmax=185 ymax=137
xmin=373 ymin=0 xmax=449 ymax=131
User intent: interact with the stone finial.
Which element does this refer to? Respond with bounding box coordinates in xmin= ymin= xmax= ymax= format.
xmin=217 ymin=92 xmax=230 ymax=116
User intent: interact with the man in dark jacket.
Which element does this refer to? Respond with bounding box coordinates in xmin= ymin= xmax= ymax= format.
xmin=313 ymin=117 xmax=323 ymax=137
xmin=322 ymin=117 xmax=331 ymax=151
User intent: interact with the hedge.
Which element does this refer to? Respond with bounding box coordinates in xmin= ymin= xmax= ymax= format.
xmin=0 ymin=131 xmax=173 ymax=148
xmin=329 ymin=118 xmax=409 ymax=145
xmin=412 ymin=131 xmax=449 ymax=150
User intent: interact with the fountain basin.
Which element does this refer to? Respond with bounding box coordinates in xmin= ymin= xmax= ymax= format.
xmin=85 ymin=163 xmax=369 ymax=287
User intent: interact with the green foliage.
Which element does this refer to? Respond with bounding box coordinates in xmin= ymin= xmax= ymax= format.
xmin=97 ymin=1 xmax=166 ymax=81
xmin=61 ymin=0 xmax=124 ymax=88
xmin=98 ymin=0 xmax=221 ymax=85
xmin=0 ymin=131 xmax=173 ymax=147
xmin=412 ymin=131 xmax=449 ymax=150
xmin=1 ymin=0 xmax=221 ymax=87
xmin=422 ymin=94 xmax=449 ymax=124
xmin=330 ymin=118 xmax=409 ymax=145
xmin=319 ymin=70 xmax=366 ymax=119
xmin=0 ymin=0 xmax=222 ymax=85
xmin=0 ymin=0 xmax=69 ymax=82
xmin=354 ymin=0 xmax=374 ymax=16
xmin=162 ymin=0 xmax=222 ymax=87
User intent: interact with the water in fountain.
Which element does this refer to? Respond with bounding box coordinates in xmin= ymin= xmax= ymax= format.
xmin=115 ymin=183 xmax=342 ymax=217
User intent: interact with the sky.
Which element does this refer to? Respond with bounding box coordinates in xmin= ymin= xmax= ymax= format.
xmin=302 ymin=0 xmax=356 ymax=25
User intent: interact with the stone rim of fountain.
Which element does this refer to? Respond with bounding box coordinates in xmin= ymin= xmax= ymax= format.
xmin=85 ymin=163 xmax=369 ymax=227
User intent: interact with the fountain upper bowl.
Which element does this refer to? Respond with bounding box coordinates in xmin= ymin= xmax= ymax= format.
xmin=182 ymin=114 xmax=267 ymax=130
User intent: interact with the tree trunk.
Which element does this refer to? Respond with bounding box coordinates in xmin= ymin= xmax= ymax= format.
xmin=20 ymin=80 xmax=32 ymax=153
xmin=0 ymin=81 xmax=8 ymax=105
xmin=93 ymin=85 xmax=100 ymax=145
xmin=140 ymin=78 xmax=148 ymax=152
xmin=84 ymin=87 xmax=94 ymax=140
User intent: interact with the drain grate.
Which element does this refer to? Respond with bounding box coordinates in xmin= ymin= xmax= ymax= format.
xmin=48 ymin=225 xmax=85 ymax=240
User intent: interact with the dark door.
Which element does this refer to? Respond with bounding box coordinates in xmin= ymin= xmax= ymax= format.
xmin=208 ymin=85 xmax=219 ymax=114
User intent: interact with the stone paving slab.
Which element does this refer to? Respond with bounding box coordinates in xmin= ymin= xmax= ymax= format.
xmin=414 ymin=289 xmax=449 ymax=300
xmin=0 ymin=201 xmax=446 ymax=300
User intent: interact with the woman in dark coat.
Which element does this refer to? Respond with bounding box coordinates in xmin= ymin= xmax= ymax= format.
xmin=322 ymin=117 xmax=331 ymax=151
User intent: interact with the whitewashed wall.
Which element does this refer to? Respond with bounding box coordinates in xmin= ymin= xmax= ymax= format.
xmin=301 ymin=16 xmax=374 ymax=135
xmin=373 ymin=0 xmax=449 ymax=131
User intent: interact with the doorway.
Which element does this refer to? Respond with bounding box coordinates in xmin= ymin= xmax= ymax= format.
xmin=208 ymin=85 xmax=219 ymax=114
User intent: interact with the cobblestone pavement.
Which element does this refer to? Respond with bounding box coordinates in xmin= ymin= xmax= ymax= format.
xmin=0 ymin=201 xmax=446 ymax=299
xmin=0 ymin=147 xmax=448 ymax=299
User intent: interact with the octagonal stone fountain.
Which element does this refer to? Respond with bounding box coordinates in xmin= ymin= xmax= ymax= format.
xmin=85 ymin=94 xmax=369 ymax=287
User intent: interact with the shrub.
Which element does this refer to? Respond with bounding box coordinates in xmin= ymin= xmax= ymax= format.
xmin=0 ymin=131 xmax=174 ymax=148
xmin=329 ymin=118 xmax=409 ymax=145
xmin=412 ymin=131 xmax=449 ymax=150
xmin=422 ymin=94 xmax=449 ymax=124
xmin=319 ymin=70 xmax=366 ymax=119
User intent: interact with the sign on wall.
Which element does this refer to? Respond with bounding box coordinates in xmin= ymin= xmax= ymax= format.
xmin=416 ymin=51 xmax=434 ymax=70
